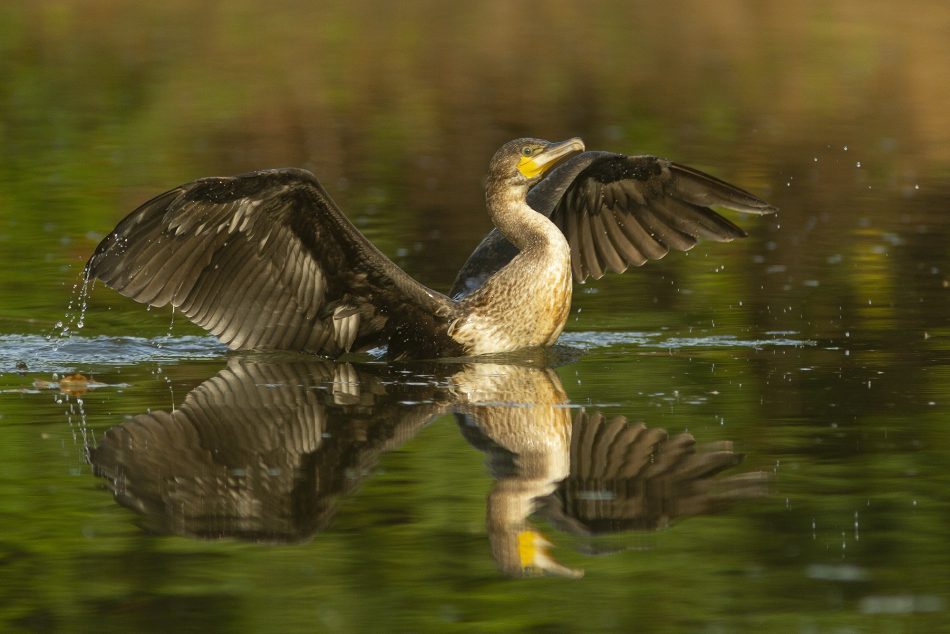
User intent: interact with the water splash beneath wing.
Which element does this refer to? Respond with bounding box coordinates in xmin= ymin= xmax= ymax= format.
xmin=49 ymin=267 xmax=96 ymax=344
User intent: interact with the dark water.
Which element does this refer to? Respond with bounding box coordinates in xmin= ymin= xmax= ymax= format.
xmin=2 ymin=1 xmax=950 ymax=631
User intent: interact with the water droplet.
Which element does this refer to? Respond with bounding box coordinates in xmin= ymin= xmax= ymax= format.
xmin=52 ymin=268 xmax=95 ymax=346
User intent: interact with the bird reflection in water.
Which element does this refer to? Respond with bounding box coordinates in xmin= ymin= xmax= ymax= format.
xmin=91 ymin=358 xmax=766 ymax=578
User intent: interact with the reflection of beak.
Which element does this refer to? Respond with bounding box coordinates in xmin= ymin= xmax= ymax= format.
xmin=518 ymin=138 xmax=586 ymax=179
xmin=517 ymin=529 xmax=584 ymax=578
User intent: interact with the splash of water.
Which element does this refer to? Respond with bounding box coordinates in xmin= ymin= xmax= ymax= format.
xmin=49 ymin=265 xmax=95 ymax=345
xmin=159 ymin=305 xmax=177 ymax=347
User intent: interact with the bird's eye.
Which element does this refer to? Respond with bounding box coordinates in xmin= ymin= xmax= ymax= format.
xmin=521 ymin=146 xmax=534 ymax=157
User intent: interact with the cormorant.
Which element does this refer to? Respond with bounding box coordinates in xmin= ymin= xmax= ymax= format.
xmin=86 ymin=137 xmax=776 ymax=359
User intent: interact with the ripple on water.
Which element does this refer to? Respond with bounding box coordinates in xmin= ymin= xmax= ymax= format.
xmin=560 ymin=330 xmax=816 ymax=351
xmin=558 ymin=331 xmax=656 ymax=350
xmin=654 ymin=334 xmax=817 ymax=349
xmin=0 ymin=334 xmax=227 ymax=374
xmin=1 ymin=330 xmax=817 ymax=375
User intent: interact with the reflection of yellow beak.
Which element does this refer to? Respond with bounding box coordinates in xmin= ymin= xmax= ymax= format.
xmin=517 ymin=529 xmax=584 ymax=578
xmin=517 ymin=138 xmax=585 ymax=179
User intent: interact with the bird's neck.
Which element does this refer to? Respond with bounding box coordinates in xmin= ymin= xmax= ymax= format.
xmin=487 ymin=182 xmax=564 ymax=253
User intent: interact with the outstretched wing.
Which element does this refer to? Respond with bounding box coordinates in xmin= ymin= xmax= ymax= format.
xmin=450 ymin=151 xmax=776 ymax=296
xmin=87 ymin=168 xmax=455 ymax=355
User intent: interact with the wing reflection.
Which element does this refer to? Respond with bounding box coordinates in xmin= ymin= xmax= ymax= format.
xmin=91 ymin=358 xmax=765 ymax=577
xmin=91 ymin=358 xmax=446 ymax=540
xmin=543 ymin=412 xmax=767 ymax=538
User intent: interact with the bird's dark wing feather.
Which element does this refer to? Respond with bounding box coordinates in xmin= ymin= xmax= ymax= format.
xmin=87 ymin=168 xmax=455 ymax=355
xmin=450 ymin=152 xmax=776 ymax=295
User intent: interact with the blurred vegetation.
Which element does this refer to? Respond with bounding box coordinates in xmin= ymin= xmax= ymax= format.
xmin=1 ymin=0 xmax=949 ymax=631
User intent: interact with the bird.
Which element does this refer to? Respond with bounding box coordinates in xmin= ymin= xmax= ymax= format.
xmin=85 ymin=137 xmax=776 ymax=360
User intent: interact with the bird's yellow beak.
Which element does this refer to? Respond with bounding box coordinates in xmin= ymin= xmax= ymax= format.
xmin=517 ymin=137 xmax=585 ymax=179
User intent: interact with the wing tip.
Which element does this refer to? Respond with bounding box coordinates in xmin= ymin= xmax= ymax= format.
xmin=740 ymin=201 xmax=779 ymax=216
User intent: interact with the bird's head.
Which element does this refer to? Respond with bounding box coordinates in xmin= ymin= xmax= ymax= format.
xmin=489 ymin=137 xmax=586 ymax=187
